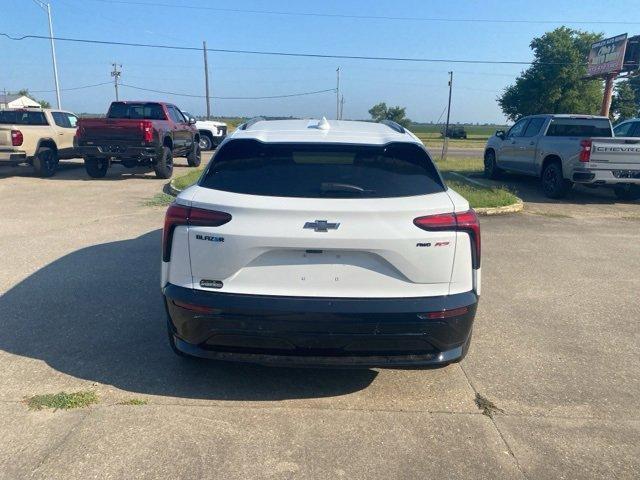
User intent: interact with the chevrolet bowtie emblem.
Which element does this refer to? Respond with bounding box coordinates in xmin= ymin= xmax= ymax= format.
xmin=303 ymin=220 xmax=340 ymax=232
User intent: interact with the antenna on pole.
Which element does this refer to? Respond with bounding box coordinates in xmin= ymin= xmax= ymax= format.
xmin=203 ymin=40 xmax=211 ymax=120
xmin=336 ymin=67 xmax=340 ymax=120
xmin=441 ymin=71 xmax=453 ymax=161
xmin=111 ymin=63 xmax=122 ymax=101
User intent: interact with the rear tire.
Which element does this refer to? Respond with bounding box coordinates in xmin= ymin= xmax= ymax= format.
xmin=198 ymin=134 xmax=213 ymax=151
xmin=541 ymin=161 xmax=571 ymax=199
xmin=84 ymin=157 xmax=109 ymax=178
xmin=154 ymin=146 xmax=174 ymax=179
xmin=483 ymin=150 xmax=503 ymax=179
xmin=32 ymin=147 xmax=58 ymax=177
xmin=187 ymin=142 xmax=201 ymax=167
xmin=613 ymin=184 xmax=640 ymax=201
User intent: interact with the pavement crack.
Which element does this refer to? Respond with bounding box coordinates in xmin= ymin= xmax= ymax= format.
xmin=459 ymin=363 xmax=530 ymax=480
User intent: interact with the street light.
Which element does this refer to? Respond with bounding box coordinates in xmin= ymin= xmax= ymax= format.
xmin=32 ymin=0 xmax=61 ymax=109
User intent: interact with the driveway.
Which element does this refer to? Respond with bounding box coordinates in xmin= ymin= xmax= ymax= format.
xmin=0 ymin=157 xmax=638 ymax=479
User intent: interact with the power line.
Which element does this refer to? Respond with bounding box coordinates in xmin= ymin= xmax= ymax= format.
xmin=0 ymin=32 xmax=585 ymax=66
xmin=25 ymin=81 xmax=112 ymax=93
xmin=119 ymin=83 xmax=336 ymax=99
xmin=83 ymin=0 xmax=640 ymax=25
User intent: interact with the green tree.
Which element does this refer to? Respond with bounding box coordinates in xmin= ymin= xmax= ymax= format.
xmin=368 ymin=102 xmax=411 ymax=127
xmin=611 ymin=81 xmax=638 ymax=121
xmin=498 ymin=27 xmax=603 ymax=121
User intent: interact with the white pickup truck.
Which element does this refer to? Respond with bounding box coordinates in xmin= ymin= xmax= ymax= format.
xmin=484 ymin=114 xmax=640 ymax=200
xmin=180 ymin=111 xmax=227 ymax=151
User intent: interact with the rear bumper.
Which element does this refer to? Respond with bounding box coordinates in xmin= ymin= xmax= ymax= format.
xmin=77 ymin=145 xmax=160 ymax=160
xmin=0 ymin=150 xmax=27 ymax=163
xmin=163 ymin=284 xmax=478 ymax=367
xmin=573 ymin=167 xmax=640 ymax=184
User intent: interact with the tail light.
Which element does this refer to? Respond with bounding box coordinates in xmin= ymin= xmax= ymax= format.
xmin=414 ymin=210 xmax=481 ymax=268
xmin=11 ymin=130 xmax=23 ymax=147
xmin=162 ymin=203 xmax=232 ymax=262
xmin=139 ymin=120 xmax=154 ymax=143
xmin=579 ymin=139 xmax=592 ymax=162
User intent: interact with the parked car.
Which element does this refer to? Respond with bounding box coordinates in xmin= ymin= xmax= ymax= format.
xmin=181 ymin=111 xmax=227 ymax=151
xmin=484 ymin=114 xmax=640 ymax=199
xmin=75 ymin=101 xmax=201 ymax=179
xmin=161 ymin=118 xmax=480 ymax=367
xmin=0 ymin=107 xmax=79 ymax=177
xmin=442 ymin=125 xmax=467 ymax=139
xmin=613 ymin=118 xmax=640 ymax=137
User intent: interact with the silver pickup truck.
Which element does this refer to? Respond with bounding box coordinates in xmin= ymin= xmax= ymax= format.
xmin=484 ymin=114 xmax=640 ymax=200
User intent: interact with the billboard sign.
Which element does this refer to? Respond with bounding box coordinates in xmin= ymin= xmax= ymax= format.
xmin=587 ymin=34 xmax=628 ymax=77
xmin=622 ymin=35 xmax=640 ymax=72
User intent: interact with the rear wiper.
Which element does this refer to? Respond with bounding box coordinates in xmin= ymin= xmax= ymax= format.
xmin=320 ymin=182 xmax=374 ymax=195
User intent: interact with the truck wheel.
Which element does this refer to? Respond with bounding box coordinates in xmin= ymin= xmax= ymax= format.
xmin=483 ymin=150 xmax=503 ymax=179
xmin=613 ymin=184 xmax=640 ymax=201
xmin=187 ymin=142 xmax=202 ymax=167
xmin=85 ymin=157 xmax=109 ymax=178
xmin=541 ymin=162 xmax=571 ymax=199
xmin=33 ymin=147 xmax=58 ymax=177
xmin=198 ymin=134 xmax=213 ymax=151
xmin=154 ymin=146 xmax=174 ymax=179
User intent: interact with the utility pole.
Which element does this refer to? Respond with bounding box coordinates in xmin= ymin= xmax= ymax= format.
xmin=336 ymin=67 xmax=340 ymax=120
xmin=441 ymin=71 xmax=453 ymax=161
xmin=111 ymin=63 xmax=122 ymax=101
xmin=32 ymin=1 xmax=61 ymax=108
xmin=339 ymin=94 xmax=345 ymax=120
xmin=600 ymin=73 xmax=616 ymax=117
xmin=203 ymin=41 xmax=211 ymax=119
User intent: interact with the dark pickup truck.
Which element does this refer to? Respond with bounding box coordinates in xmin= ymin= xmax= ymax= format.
xmin=75 ymin=101 xmax=201 ymax=179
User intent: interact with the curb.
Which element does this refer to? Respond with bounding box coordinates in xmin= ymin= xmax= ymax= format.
xmin=165 ymin=179 xmax=181 ymax=197
xmin=447 ymin=171 xmax=524 ymax=216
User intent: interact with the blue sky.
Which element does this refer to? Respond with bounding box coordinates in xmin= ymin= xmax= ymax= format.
xmin=1 ymin=0 xmax=637 ymax=122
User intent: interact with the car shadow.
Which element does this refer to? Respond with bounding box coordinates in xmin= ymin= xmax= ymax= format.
xmin=0 ymin=158 xmax=202 ymax=181
xmin=0 ymin=230 xmax=377 ymax=401
xmin=466 ymin=171 xmax=639 ymax=205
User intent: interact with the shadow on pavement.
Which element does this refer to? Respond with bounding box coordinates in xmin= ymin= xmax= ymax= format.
xmin=0 ymin=230 xmax=377 ymax=400
xmin=0 ymin=159 xmax=199 ymax=181
xmin=467 ymin=171 xmax=639 ymax=206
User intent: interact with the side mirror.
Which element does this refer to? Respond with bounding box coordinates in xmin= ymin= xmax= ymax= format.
xmin=188 ymin=117 xmax=196 ymax=125
xmin=495 ymin=130 xmax=505 ymax=140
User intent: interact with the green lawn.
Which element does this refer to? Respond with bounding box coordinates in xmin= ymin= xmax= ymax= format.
xmin=173 ymin=167 xmax=204 ymax=191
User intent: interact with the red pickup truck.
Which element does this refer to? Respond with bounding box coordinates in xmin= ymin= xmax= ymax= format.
xmin=75 ymin=101 xmax=201 ymax=179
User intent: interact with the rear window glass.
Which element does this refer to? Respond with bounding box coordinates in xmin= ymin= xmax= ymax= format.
xmin=107 ymin=102 xmax=166 ymax=120
xmin=0 ymin=110 xmax=48 ymax=125
xmin=546 ymin=118 xmax=612 ymax=137
xmin=200 ymin=140 xmax=444 ymax=198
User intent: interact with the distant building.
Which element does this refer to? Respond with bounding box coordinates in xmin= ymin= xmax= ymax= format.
xmin=0 ymin=94 xmax=41 ymax=109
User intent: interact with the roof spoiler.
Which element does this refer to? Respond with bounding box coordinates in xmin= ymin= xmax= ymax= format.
xmin=380 ymin=119 xmax=405 ymax=133
xmin=238 ymin=116 xmax=266 ymax=130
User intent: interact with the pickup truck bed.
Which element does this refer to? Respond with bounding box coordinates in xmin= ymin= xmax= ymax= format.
xmin=75 ymin=101 xmax=201 ymax=179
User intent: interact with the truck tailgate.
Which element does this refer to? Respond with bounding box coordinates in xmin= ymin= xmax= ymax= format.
xmin=590 ymin=137 xmax=640 ymax=169
xmin=79 ymin=119 xmax=144 ymax=142
xmin=0 ymin=126 xmax=15 ymax=147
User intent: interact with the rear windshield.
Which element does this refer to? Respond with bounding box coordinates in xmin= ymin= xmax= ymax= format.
xmin=106 ymin=102 xmax=166 ymax=120
xmin=200 ymin=140 xmax=444 ymax=198
xmin=546 ymin=118 xmax=612 ymax=137
xmin=0 ymin=110 xmax=48 ymax=125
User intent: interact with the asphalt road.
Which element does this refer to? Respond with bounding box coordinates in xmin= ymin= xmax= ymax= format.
xmin=0 ymin=155 xmax=638 ymax=479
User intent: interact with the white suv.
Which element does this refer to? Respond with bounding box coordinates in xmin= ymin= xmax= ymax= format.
xmin=161 ymin=118 xmax=480 ymax=367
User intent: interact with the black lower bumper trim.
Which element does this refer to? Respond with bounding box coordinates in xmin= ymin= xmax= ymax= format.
xmin=163 ymin=284 xmax=477 ymax=367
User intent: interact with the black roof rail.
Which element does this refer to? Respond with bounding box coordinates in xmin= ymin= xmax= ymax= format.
xmin=239 ymin=116 xmax=266 ymax=130
xmin=380 ymin=119 xmax=406 ymax=133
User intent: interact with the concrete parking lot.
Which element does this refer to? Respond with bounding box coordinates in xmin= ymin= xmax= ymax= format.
xmin=0 ymin=155 xmax=638 ymax=479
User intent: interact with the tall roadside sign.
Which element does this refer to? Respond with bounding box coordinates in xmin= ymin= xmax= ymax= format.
xmin=586 ymin=34 xmax=631 ymax=117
